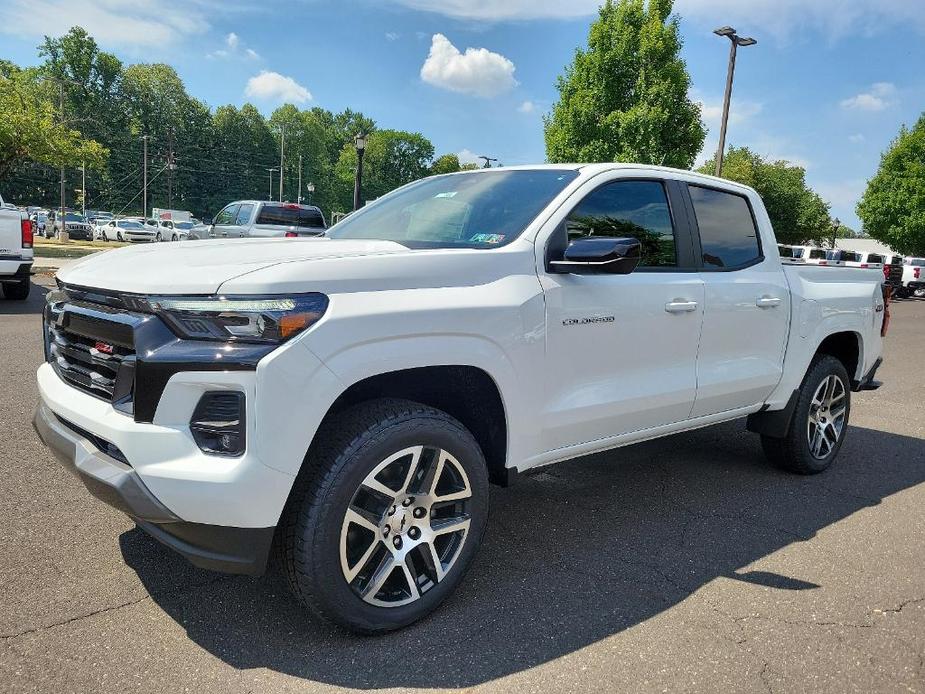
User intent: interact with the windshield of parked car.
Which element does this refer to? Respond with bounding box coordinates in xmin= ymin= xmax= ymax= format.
xmin=118 ymin=220 xmax=145 ymax=229
xmin=327 ymin=170 xmax=579 ymax=249
xmin=808 ymin=249 xmax=826 ymax=259
xmin=174 ymin=221 xmax=194 ymax=229
xmin=64 ymin=213 xmax=85 ymax=222
xmin=907 ymin=258 xmax=925 ymax=266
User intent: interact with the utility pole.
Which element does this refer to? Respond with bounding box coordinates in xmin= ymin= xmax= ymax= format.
xmin=58 ymin=82 xmax=65 ymax=229
xmin=142 ymin=135 xmax=149 ymax=219
xmin=278 ymin=126 xmax=285 ymax=202
xmin=167 ymin=129 xmax=176 ymax=209
xmin=81 ymin=162 xmax=86 ymax=216
xmin=713 ymin=27 xmax=757 ymax=177
xmin=267 ymin=167 xmax=278 ymax=200
xmin=297 ymin=154 xmax=303 ymax=203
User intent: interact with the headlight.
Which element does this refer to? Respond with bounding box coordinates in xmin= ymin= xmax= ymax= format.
xmin=148 ymin=293 xmax=328 ymax=344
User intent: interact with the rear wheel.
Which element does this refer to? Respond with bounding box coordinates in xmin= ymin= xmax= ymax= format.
xmin=761 ymin=355 xmax=850 ymax=474
xmin=155 ymin=231 xmax=162 ymax=242
xmin=2 ymin=280 xmax=30 ymax=300
xmin=117 ymin=232 xmax=124 ymax=242
xmin=279 ymin=398 xmax=489 ymax=633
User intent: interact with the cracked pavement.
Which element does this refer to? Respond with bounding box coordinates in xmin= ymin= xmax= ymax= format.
xmin=1 ymin=278 xmax=923 ymax=693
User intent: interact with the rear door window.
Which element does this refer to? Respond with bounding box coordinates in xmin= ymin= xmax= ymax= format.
xmin=256 ymin=205 xmax=326 ymax=229
xmin=688 ymin=185 xmax=761 ymax=270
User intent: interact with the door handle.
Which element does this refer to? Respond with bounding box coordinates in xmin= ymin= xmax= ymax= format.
xmin=665 ymin=300 xmax=698 ymax=313
xmin=756 ymin=296 xmax=782 ymax=308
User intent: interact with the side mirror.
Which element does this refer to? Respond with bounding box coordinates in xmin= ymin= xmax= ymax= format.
xmin=550 ymin=236 xmax=642 ymax=275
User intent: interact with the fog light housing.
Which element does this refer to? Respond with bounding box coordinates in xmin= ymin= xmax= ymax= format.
xmin=190 ymin=391 xmax=245 ymax=456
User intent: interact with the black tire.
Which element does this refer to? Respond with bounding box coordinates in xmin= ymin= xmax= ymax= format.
xmin=761 ymin=355 xmax=851 ymax=474
xmin=171 ymin=233 xmax=178 ymax=242
xmin=3 ymin=280 xmax=30 ymax=300
xmin=155 ymin=231 xmax=162 ymax=242
xmin=117 ymin=232 xmax=124 ymax=242
xmin=278 ymin=398 xmax=490 ymax=634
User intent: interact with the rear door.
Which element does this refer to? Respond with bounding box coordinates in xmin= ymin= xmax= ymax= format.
xmin=232 ymin=203 xmax=255 ymax=237
xmin=684 ymin=184 xmax=791 ymax=417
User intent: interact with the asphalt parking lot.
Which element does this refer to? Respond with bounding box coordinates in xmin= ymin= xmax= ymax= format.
xmin=1 ymin=276 xmax=923 ymax=693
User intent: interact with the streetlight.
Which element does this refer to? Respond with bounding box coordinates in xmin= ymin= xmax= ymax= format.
xmin=713 ymin=26 xmax=757 ymax=178
xmin=353 ymin=132 xmax=368 ymax=212
xmin=267 ymin=167 xmax=279 ymax=200
xmin=306 ymin=182 xmax=315 ymax=205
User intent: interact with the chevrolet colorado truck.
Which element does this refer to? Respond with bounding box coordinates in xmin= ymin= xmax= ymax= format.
xmin=33 ymin=165 xmax=887 ymax=633
xmin=0 ymin=195 xmax=33 ymax=300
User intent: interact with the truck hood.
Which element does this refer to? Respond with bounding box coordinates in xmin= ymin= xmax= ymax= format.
xmin=57 ymin=238 xmax=409 ymax=294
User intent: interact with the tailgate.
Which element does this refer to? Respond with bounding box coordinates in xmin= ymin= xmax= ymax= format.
xmin=0 ymin=208 xmax=27 ymax=258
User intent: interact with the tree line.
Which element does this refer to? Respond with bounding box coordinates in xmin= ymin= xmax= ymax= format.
xmin=0 ymin=27 xmax=475 ymax=220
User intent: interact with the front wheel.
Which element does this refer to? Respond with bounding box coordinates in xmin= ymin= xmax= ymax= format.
xmin=117 ymin=232 xmax=124 ymax=242
xmin=761 ymin=355 xmax=851 ymax=474
xmin=171 ymin=233 xmax=178 ymax=242
xmin=279 ymin=398 xmax=489 ymax=633
xmin=155 ymin=231 xmax=162 ymax=242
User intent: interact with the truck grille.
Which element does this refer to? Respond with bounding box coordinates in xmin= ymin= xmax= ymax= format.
xmin=45 ymin=297 xmax=139 ymax=410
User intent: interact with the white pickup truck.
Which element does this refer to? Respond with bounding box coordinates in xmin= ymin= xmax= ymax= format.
xmin=33 ymin=165 xmax=887 ymax=633
xmin=0 ymin=194 xmax=33 ymax=300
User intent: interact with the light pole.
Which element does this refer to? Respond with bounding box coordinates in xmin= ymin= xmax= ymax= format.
xmin=267 ymin=167 xmax=279 ymax=201
xmin=306 ymin=182 xmax=315 ymax=205
xmin=713 ymin=26 xmax=757 ymax=178
xmin=297 ymin=154 xmax=303 ymax=203
xmin=142 ymin=134 xmax=149 ymax=219
xmin=353 ymin=132 xmax=367 ymax=211
xmin=278 ymin=126 xmax=285 ymax=202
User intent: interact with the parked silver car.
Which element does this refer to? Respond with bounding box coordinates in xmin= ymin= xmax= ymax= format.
xmin=204 ymin=201 xmax=326 ymax=239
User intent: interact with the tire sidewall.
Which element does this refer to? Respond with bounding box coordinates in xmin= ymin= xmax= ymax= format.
xmin=304 ymin=413 xmax=489 ymax=632
xmin=793 ymin=357 xmax=851 ymax=472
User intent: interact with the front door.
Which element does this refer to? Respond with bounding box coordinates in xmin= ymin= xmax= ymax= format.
xmin=541 ymin=177 xmax=705 ymax=453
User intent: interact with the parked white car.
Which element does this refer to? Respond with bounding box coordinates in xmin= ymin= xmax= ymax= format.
xmin=155 ymin=219 xmax=195 ymax=242
xmin=33 ymin=164 xmax=888 ymax=633
xmin=901 ymin=257 xmax=925 ymax=297
xmin=97 ymin=218 xmax=157 ymax=243
xmin=0 ymin=193 xmax=33 ymax=300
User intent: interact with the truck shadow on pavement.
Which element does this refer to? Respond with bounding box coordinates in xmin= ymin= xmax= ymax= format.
xmin=120 ymin=420 xmax=925 ymax=689
xmin=0 ymin=280 xmax=49 ymax=315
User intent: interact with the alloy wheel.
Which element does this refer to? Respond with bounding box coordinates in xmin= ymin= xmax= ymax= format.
xmin=807 ymin=374 xmax=847 ymax=459
xmin=340 ymin=445 xmax=473 ymax=607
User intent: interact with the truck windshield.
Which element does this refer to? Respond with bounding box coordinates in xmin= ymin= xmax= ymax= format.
xmin=327 ymin=170 xmax=579 ymax=249
xmin=64 ymin=213 xmax=85 ymax=222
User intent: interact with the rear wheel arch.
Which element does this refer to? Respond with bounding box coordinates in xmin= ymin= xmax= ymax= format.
xmin=815 ymin=331 xmax=862 ymax=382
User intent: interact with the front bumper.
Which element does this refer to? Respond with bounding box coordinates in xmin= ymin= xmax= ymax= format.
xmin=33 ymin=399 xmax=274 ymax=575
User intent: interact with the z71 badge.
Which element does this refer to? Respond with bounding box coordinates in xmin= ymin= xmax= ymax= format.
xmin=562 ymin=316 xmax=615 ymax=326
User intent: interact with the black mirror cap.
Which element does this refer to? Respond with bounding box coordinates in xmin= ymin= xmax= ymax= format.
xmin=551 ymin=237 xmax=642 ymax=275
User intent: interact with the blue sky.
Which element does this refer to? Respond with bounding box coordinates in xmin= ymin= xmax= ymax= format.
xmin=2 ymin=0 xmax=923 ymax=229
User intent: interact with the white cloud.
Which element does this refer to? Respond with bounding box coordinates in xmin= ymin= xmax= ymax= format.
xmin=209 ymin=30 xmax=260 ymax=60
xmin=245 ymin=71 xmax=312 ymax=104
xmin=696 ymin=96 xmax=763 ymax=129
xmin=840 ymin=82 xmax=897 ymax=111
xmin=385 ymin=32 xmax=400 ymax=41
xmin=388 ymin=0 xmax=925 ymax=37
xmin=0 ymin=0 xmax=208 ymax=48
xmin=420 ymin=34 xmax=518 ymax=98
xmin=457 ymin=148 xmax=483 ymax=166
xmin=848 ymin=133 xmax=866 ymax=144
xmin=517 ymin=100 xmax=535 ymax=114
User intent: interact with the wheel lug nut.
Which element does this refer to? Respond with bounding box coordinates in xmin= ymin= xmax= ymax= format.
xmin=388 ymin=505 xmax=396 ymax=516
xmin=393 ymin=536 xmax=402 ymax=549
xmin=402 ymin=497 xmax=413 ymax=507
xmin=413 ymin=507 xmax=426 ymax=518
xmin=409 ymin=527 xmax=420 ymax=540
xmin=383 ymin=525 xmax=390 ymax=536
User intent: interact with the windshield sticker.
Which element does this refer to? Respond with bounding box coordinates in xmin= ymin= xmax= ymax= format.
xmin=470 ymin=233 xmax=506 ymax=244
xmin=434 ymin=192 xmax=458 ymax=198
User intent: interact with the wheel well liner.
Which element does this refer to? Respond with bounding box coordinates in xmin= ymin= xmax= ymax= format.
xmin=815 ymin=331 xmax=861 ymax=382
xmin=314 ymin=366 xmax=510 ymax=486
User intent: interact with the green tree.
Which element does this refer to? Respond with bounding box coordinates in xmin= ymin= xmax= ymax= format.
xmin=857 ymin=114 xmax=925 ymax=255
xmin=0 ymin=62 xmax=107 ymax=182
xmin=335 ymin=130 xmax=434 ymax=209
xmin=544 ymin=0 xmax=705 ymax=167
xmin=699 ymin=147 xmax=832 ymax=245
xmin=430 ymin=153 xmax=461 ymax=175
